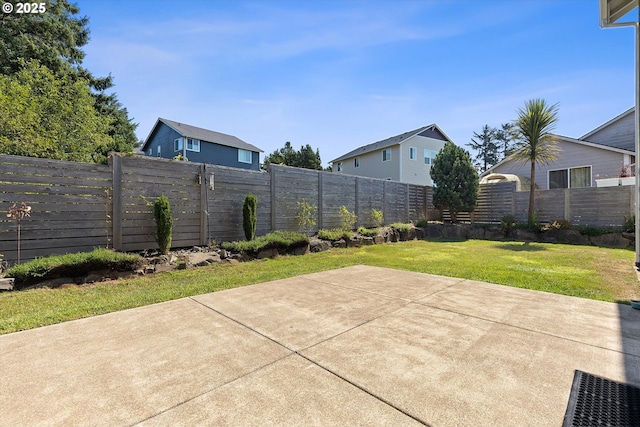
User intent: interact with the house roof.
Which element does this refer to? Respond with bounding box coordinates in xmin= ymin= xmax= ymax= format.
xmin=578 ymin=107 xmax=634 ymax=151
xmin=143 ymin=118 xmax=263 ymax=153
xmin=330 ymin=124 xmax=452 ymax=163
xmin=480 ymin=133 xmax=635 ymax=178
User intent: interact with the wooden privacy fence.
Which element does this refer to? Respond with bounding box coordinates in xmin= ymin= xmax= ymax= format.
xmin=474 ymin=181 xmax=635 ymax=228
xmin=0 ymin=154 xmax=433 ymax=263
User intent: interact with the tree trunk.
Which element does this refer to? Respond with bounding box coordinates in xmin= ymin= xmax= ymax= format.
xmin=528 ymin=161 xmax=536 ymax=224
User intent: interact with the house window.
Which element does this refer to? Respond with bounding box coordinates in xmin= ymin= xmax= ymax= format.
xmin=174 ymin=138 xmax=183 ymax=152
xmin=238 ymin=149 xmax=252 ymax=164
xmin=354 ymin=157 xmax=360 ymax=168
xmin=424 ymin=149 xmax=437 ymax=165
xmin=337 ymin=162 xmax=343 ymax=172
xmin=409 ymin=147 xmax=417 ymax=160
xmin=549 ymin=166 xmax=592 ymax=189
xmin=382 ymin=149 xmax=391 ymax=162
xmin=156 ymin=146 xmax=161 ymax=157
xmin=186 ymin=138 xmax=200 ymax=152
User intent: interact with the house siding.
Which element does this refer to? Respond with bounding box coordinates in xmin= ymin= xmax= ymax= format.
xmin=491 ymin=140 xmax=626 ymax=189
xmin=334 ymin=146 xmax=400 ymax=181
xmin=144 ymin=123 xmax=260 ymax=170
xmin=584 ymin=111 xmax=634 ymax=152
xmin=399 ymin=135 xmax=445 ymax=186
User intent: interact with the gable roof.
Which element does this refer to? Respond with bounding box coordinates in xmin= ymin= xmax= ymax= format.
xmin=330 ymin=124 xmax=451 ymax=163
xmin=143 ymin=118 xmax=263 ymax=153
xmin=481 ymin=133 xmax=634 ymax=177
xmin=580 ymin=107 xmax=634 ymax=141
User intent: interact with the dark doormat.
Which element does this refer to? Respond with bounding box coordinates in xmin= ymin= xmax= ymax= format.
xmin=563 ymin=370 xmax=640 ymax=427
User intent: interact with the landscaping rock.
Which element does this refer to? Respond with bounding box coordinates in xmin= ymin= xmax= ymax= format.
xmin=362 ymin=236 xmax=374 ymax=245
xmin=514 ymin=229 xmax=536 ymax=241
xmin=187 ymin=252 xmax=220 ymax=267
xmin=373 ymin=236 xmax=384 ymax=244
xmin=442 ymin=224 xmax=468 ymax=239
xmin=468 ymin=227 xmax=486 ymax=240
xmin=426 ymin=224 xmax=444 ymax=239
xmin=414 ymin=227 xmax=425 ymax=239
xmin=542 ymin=229 xmax=589 ymax=245
xmin=347 ymin=237 xmax=363 ymax=247
xmin=0 ymin=278 xmax=14 ymax=291
xmin=622 ymin=232 xmax=635 ymax=242
xmin=288 ymin=244 xmax=310 ymax=256
xmin=309 ymin=238 xmax=331 ymax=252
xmin=332 ymin=239 xmax=347 ymax=248
xmin=590 ymin=233 xmax=631 ymax=248
xmin=257 ymin=247 xmax=279 ymax=259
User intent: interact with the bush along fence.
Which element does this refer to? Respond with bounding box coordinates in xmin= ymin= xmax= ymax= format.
xmin=0 ymin=154 xmax=433 ymax=264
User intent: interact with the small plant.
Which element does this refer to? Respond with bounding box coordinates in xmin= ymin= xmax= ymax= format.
xmin=7 ymin=202 xmax=32 ymax=264
xmin=369 ymin=209 xmax=384 ymax=227
xmin=619 ymin=164 xmax=634 ymax=178
xmin=500 ymin=214 xmax=517 ymax=237
xmin=221 ymin=231 xmax=309 ymax=253
xmin=339 ymin=205 xmax=357 ymax=231
xmin=390 ymin=222 xmax=412 ymax=233
xmin=5 ymin=248 xmax=142 ymax=290
xmin=243 ymin=194 xmax=257 ymax=241
xmin=357 ymin=226 xmax=379 ymax=237
xmin=173 ymin=153 xmax=188 ymax=161
xmin=295 ymin=198 xmax=317 ymax=235
xmin=318 ymin=228 xmax=351 ymax=241
xmin=154 ymin=195 xmax=173 ymax=255
xmin=624 ymin=214 xmax=635 ymax=233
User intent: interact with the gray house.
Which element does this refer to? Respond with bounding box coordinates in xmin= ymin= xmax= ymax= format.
xmin=330 ymin=124 xmax=450 ymax=186
xmin=142 ymin=118 xmax=263 ymax=170
xmin=483 ymin=108 xmax=635 ymax=189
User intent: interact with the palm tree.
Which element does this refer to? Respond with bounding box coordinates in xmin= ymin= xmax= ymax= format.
xmin=512 ymin=99 xmax=560 ymax=225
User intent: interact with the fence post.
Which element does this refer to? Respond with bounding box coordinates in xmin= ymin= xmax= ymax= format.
xmin=355 ymin=177 xmax=360 ymax=225
xmin=564 ymin=188 xmax=571 ymax=222
xmin=405 ymin=184 xmax=410 ymax=222
xmin=383 ymin=181 xmax=388 ymax=224
xmin=424 ymin=186 xmax=429 ymax=221
xmin=200 ymin=163 xmax=208 ymax=246
xmin=318 ymin=171 xmax=323 ymax=231
xmin=110 ymin=153 xmax=122 ymax=251
xmin=270 ymin=166 xmax=277 ymax=231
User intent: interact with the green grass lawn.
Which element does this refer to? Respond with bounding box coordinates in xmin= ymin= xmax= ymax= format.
xmin=0 ymin=239 xmax=637 ymax=335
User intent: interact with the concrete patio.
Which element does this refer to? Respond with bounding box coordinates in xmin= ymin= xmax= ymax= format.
xmin=1 ymin=265 xmax=639 ymax=426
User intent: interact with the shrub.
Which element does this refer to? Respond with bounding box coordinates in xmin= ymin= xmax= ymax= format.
xmin=295 ymin=198 xmax=317 ymax=235
xmin=500 ymin=214 xmax=517 ymax=237
xmin=221 ymin=231 xmax=309 ymax=253
xmin=624 ymin=214 xmax=635 ymax=233
xmin=154 ymin=195 xmax=173 ymax=254
xmin=339 ymin=206 xmax=357 ymax=231
xmin=390 ymin=222 xmax=412 ymax=233
xmin=573 ymin=226 xmax=616 ymax=237
xmin=415 ymin=219 xmax=429 ymax=228
xmin=317 ymin=228 xmax=351 ymax=241
xmin=357 ymin=226 xmax=379 ymax=237
xmin=5 ymin=248 xmax=142 ymax=290
xmin=243 ymin=194 xmax=257 ymax=241
xmin=369 ymin=209 xmax=384 ymax=227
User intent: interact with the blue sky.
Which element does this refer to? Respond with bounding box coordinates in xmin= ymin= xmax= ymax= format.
xmin=78 ymin=0 xmax=636 ymax=167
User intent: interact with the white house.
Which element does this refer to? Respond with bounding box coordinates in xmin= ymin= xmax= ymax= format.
xmin=483 ymin=108 xmax=635 ymax=189
xmin=330 ymin=124 xmax=451 ymax=186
